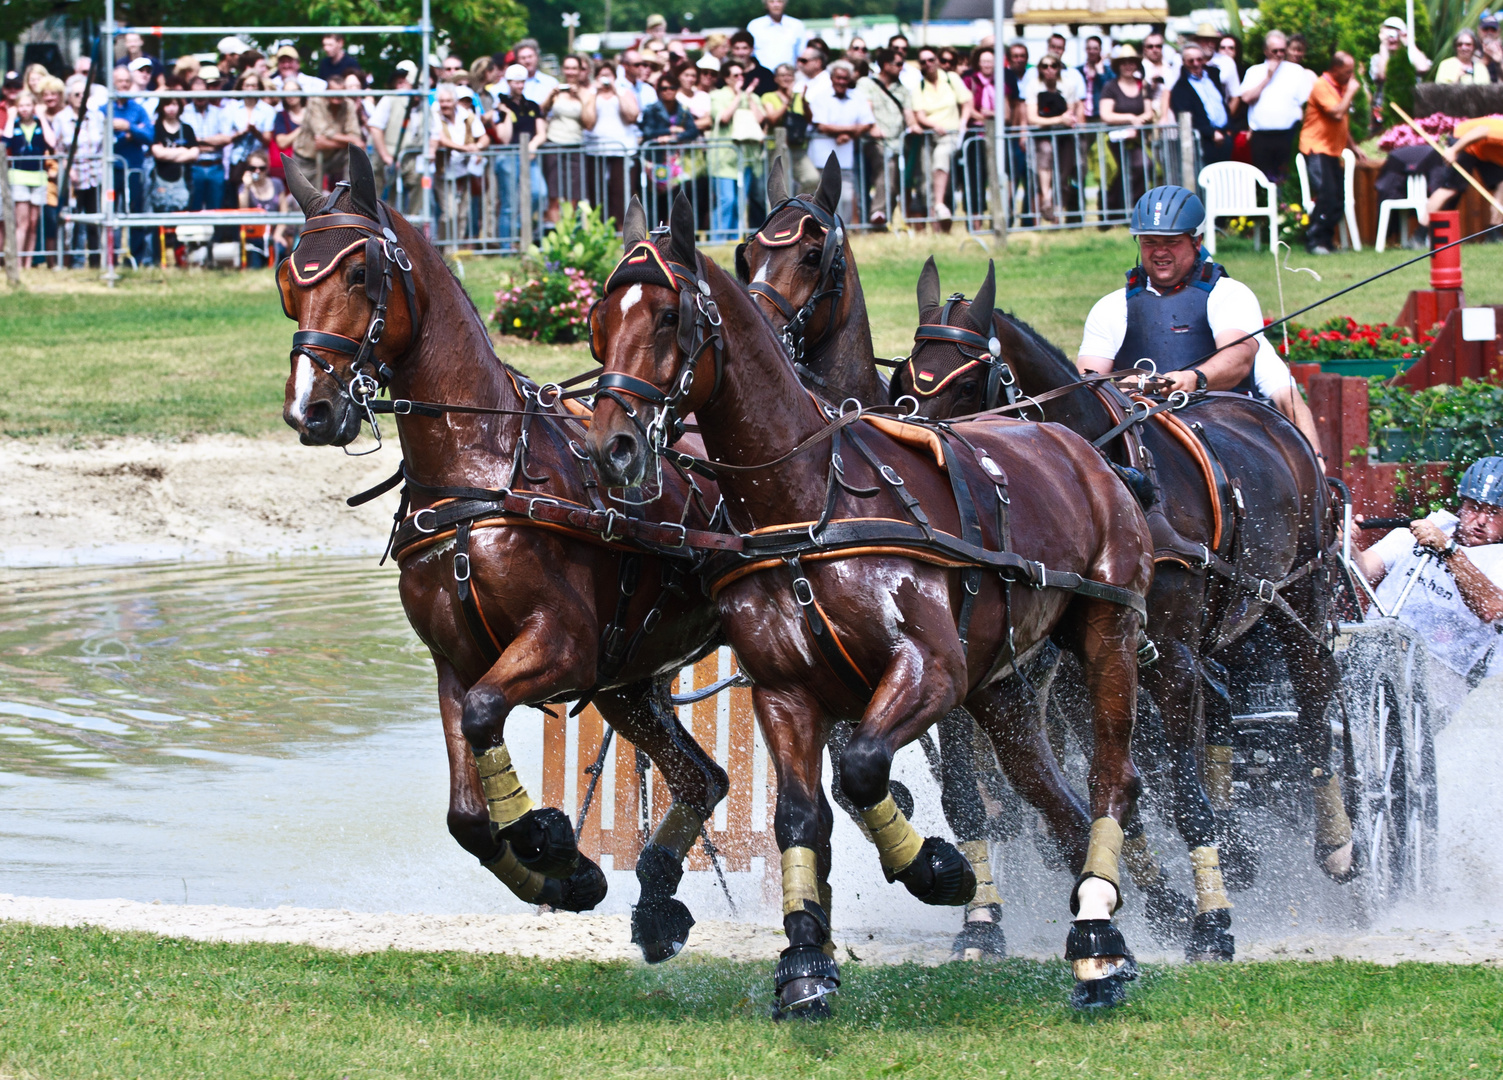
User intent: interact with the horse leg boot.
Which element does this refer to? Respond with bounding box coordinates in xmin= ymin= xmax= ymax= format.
xmin=596 ymin=680 xmax=731 ymax=963
xmin=1281 ymin=620 xmax=1357 ymax=882
xmin=841 ymin=647 xmax=976 ymax=908
xmin=460 ymin=632 xmax=589 ymax=884
xmin=1064 ymin=601 xmax=1148 ymax=1009
xmin=1201 ymin=657 xmax=1257 ymax=890
xmin=435 ymin=658 xmax=605 ymax=910
xmin=759 ymin=687 xmax=840 ymax=1020
xmin=938 ymin=708 xmax=1006 ymax=961
xmin=1141 ymin=641 xmax=1234 ymax=959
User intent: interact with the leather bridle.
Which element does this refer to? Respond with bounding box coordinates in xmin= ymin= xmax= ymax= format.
xmin=736 ymin=196 xmax=846 ymax=376
xmin=588 ymin=241 xmax=725 ymax=457
xmin=279 ymin=185 xmax=421 ymax=453
xmin=901 ymin=294 xmax=1018 ymax=411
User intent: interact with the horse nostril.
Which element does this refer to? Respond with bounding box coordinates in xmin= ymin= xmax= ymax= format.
xmin=605 ymin=432 xmax=640 ymax=476
xmin=304 ymin=400 xmax=333 ymax=435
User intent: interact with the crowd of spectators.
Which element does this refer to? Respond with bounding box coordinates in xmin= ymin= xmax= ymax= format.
xmin=2 ymin=3 xmax=1502 ymax=262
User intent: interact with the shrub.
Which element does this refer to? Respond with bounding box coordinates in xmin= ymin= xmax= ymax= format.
xmin=1382 ymin=43 xmax=1417 ymax=130
xmin=535 ymin=200 xmax=620 ymax=289
xmin=492 ymin=266 xmax=599 ymax=344
xmin=1281 ymin=316 xmax=1434 ymax=362
xmin=1368 ymin=379 xmax=1503 ymax=510
xmin=1251 ymin=0 xmax=1424 ymax=72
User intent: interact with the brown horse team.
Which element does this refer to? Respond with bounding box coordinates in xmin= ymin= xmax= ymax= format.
xmin=277 ymin=145 xmax=1343 ymax=1018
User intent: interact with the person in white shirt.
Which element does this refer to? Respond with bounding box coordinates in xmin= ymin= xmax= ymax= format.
xmin=1349 ymin=457 xmax=1503 ymax=722
xmin=1139 ymin=32 xmax=1181 ymax=99
xmin=747 ymin=0 xmax=807 ymax=72
xmin=127 ymin=56 xmax=157 ymax=121
xmin=1018 ymin=32 xmax=1088 ymax=102
xmin=806 ymin=59 xmax=874 ymax=219
xmin=1209 ymin=35 xmax=1242 ymax=98
xmin=1238 ymin=30 xmax=1312 ymax=182
xmin=514 ymin=40 xmax=558 ymax=105
xmin=269 ymin=45 xmax=327 ymax=93
xmin=795 ymin=46 xmax=831 ymax=101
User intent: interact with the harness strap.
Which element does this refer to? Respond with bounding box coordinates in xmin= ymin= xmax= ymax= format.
xmin=453 ymin=520 xmax=503 ymax=666
xmin=293 ymin=329 xmax=364 ymax=356
xmin=747 ymin=281 xmax=795 ymax=319
xmin=788 ymin=556 xmax=873 ymax=699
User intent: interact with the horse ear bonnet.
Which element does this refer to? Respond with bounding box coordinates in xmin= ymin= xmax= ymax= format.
xmin=288 ymin=186 xmax=376 ymax=287
xmin=605 ymin=241 xmax=680 ymax=294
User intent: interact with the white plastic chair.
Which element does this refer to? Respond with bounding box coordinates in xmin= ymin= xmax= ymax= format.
xmin=1376 ymin=173 xmax=1429 ymax=252
xmin=1198 ymin=161 xmax=1280 ymax=255
xmin=1295 ymin=148 xmax=1362 ymax=251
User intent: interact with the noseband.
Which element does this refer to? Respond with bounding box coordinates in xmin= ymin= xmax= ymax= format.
xmin=589 ymin=240 xmax=724 ymax=455
xmin=280 ymin=184 xmax=421 ymax=452
xmin=737 ymin=197 xmax=846 ymax=375
xmin=903 ymin=294 xmax=1017 ymax=411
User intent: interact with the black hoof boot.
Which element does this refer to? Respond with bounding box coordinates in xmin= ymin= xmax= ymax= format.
xmin=1065 ymin=919 xmax=1138 ymax=1011
xmin=772 ymin=946 xmax=840 ymax=1021
xmin=499 ymin=807 xmax=580 ymax=878
xmin=537 ymin=855 xmax=609 ymax=912
xmin=631 ymin=842 xmax=694 ymax=964
xmin=1217 ymin=827 xmax=1260 ymax=892
xmin=895 ymin=837 xmax=977 ymax=907
xmin=1186 ymin=909 xmax=1235 ymax=962
xmin=950 ymin=905 xmax=1007 ymax=961
xmin=1142 ymin=883 xmax=1196 ymax=944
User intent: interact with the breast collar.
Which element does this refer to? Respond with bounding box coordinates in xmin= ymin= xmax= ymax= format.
xmin=903 ymin=294 xmax=1017 ymax=410
xmin=737 ymin=196 xmax=846 ymax=367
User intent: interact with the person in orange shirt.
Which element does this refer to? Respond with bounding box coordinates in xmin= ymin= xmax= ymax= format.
xmin=1426 ymin=114 xmax=1503 ymax=221
xmin=1298 ymin=51 xmax=1373 ymax=254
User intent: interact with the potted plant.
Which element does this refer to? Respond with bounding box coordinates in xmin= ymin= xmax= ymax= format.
xmin=1279 ymin=317 xmax=1433 ymax=380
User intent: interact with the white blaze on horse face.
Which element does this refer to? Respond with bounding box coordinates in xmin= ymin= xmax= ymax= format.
xmin=751 ymin=257 xmax=770 ymax=284
xmin=616 ymin=283 xmax=643 ymax=318
xmin=290 ymin=353 xmax=317 ymax=424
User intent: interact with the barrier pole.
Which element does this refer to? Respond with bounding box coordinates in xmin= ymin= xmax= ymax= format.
xmin=992 ymin=0 xmax=1008 ymax=243
xmin=102 ymin=0 xmax=116 ymax=285
xmin=421 ymin=0 xmax=433 ymax=236
xmin=520 ymin=141 xmax=532 ymax=251
xmin=1178 ymin=112 xmax=1195 ymax=189
xmin=0 ymin=145 xmax=18 ymax=284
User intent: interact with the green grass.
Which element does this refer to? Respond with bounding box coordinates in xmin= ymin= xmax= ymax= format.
xmin=1 ymin=924 xmax=1500 ymax=1079
xmin=6 ymin=231 xmax=1501 ymax=440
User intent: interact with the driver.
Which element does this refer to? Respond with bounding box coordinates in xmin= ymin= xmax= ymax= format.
xmin=1077 ymin=185 xmax=1327 ymax=468
xmin=1349 ymin=457 xmax=1503 ymax=721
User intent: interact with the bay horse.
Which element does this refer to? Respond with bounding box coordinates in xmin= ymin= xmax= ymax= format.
xmin=892 ymin=258 xmax=1354 ymax=962
xmin=735 ymin=157 xmax=1199 ymax=951
xmin=276 ymin=146 xmax=732 ymax=964
xmin=587 ymin=192 xmax=1155 ymax=1015
xmin=735 ymin=157 xmax=1017 ymax=962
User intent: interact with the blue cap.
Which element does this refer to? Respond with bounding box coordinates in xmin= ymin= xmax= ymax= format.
xmin=1459 ymin=456 xmax=1503 ymax=507
xmin=1130 ymin=185 xmax=1206 ymax=237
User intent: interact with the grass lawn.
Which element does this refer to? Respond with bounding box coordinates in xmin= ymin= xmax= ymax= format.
xmin=4 ymin=229 xmax=1498 ymax=440
xmin=1 ymin=923 xmax=1500 ymax=1079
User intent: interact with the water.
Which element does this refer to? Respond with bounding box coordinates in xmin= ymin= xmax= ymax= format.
xmin=0 ymin=558 xmax=546 ymax=914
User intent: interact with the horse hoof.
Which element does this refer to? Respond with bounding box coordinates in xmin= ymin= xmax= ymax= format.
xmin=1143 ymin=884 xmax=1196 ymax=944
xmin=539 ymin=855 xmax=608 ymax=912
xmin=500 ymin=807 xmax=580 ymax=878
xmin=1185 ymin=910 xmax=1235 ymax=963
xmin=772 ymin=945 xmax=839 ymax=1021
xmin=631 ymin=895 xmax=695 ymax=964
xmin=897 ymin=837 xmax=977 ymax=907
xmin=1218 ymin=829 xmax=1260 ymax=892
xmin=1316 ymin=838 xmax=1362 ymax=884
xmin=1069 ymin=960 xmax=1139 ymax=1010
xmin=1065 ymin=918 xmax=1138 ymax=1010
xmin=950 ymin=907 xmax=1007 ymax=961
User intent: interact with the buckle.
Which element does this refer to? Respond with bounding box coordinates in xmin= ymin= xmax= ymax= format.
xmin=527 ymin=497 xmax=559 ymax=520
xmin=658 ymin=522 xmax=687 ymax=549
xmin=368 ymin=316 xmax=385 ymax=343
xmin=413 ymin=508 xmax=438 ymax=534
xmin=601 ymin=507 xmax=622 ymax=542
xmin=393 ymin=399 xmax=414 ymax=415
xmin=879 ymin=465 xmax=904 ymax=487
xmin=1258 ymin=579 xmax=1277 ymax=603
xmin=536 ymin=382 xmax=562 ymax=408
xmin=792 ymin=576 xmax=815 ymax=606
xmin=453 ymin=551 xmax=471 ymax=582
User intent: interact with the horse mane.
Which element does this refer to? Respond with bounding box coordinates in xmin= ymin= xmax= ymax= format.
xmin=994 ymin=307 xmax=1077 ymax=379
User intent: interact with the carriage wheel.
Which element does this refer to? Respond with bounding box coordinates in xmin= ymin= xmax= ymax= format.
xmin=1345 ymin=630 xmax=1438 ymax=916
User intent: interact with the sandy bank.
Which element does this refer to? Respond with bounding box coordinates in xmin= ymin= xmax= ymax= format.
xmin=0 ymin=436 xmax=400 ymax=567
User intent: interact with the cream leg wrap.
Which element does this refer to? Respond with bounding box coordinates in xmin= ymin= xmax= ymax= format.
xmin=1121 ymin=832 xmax=1164 ymax=888
xmin=859 ymin=793 xmax=925 ymax=876
xmin=781 ymin=846 xmax=823 ymax=918
xmin=482 ymin=844 xmax=548 ymax=903
xmin=819 ymin=881 xmax=836 ymax=958
xmin=1190 ymin=845 xmax=1234 ymax=913
xmin=474 ymin=743 xmax=535 ymax=830
xmin=650 ymin=801 xmax=705 ymax=861
xmin=1312 ymin=771 xmax=1352 ymax=850
xmin=1075 ymin=817 xmax=1124 ymax=914
xmin=960 ymin=839 xmax=1001 ymax=913
xmin=1205 ymin=745 xmax=1234 ymax=812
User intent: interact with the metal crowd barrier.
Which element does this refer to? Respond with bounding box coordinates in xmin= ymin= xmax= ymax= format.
xmin=17 ymin=120 xmax=1202 ymax=270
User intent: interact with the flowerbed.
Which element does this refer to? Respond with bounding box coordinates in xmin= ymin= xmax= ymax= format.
xmin=1277 ymin=316 xmax=1433 ymax=365
xmin=491 ymin=201 xmax=617 ymax=344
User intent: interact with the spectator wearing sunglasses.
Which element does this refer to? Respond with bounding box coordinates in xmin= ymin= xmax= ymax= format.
xmin=1239 ymin=30 xmax=1313 ymax=183
xmin=1210 ymin=36 xmax=1242 ymax=98
xmin=1020 ymin=33 xmax=1088 ymax=104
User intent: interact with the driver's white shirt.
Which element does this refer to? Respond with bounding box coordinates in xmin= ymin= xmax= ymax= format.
xmin=1079 ymin=273 xmax=1267 ymax=378
xmin=1369 ymin=510 xmax=1503 ymax=677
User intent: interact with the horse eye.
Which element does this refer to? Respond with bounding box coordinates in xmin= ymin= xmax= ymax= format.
xmin=351 ymin=265 xmax=366 ymax=284
xmin=959 ymin=382 xmax=979 ymax=397
xmin=661 ymin=309 xmax=679 ymax=326
xmin=801 ymin=248 xmax=822 ymax=266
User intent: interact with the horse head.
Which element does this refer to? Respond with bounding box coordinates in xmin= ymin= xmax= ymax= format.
xmin=892 ymin=257 xmax=1002 ymax=419
xmin=587 ymin=193 xmax=725 ymax=487
xmin=278 ymin=146 xmax=423 ymax=446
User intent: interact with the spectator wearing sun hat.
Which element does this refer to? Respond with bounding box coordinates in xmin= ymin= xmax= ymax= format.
xmin=218 ymin=36 xmax=249 ymax=76
xmin=126 ymin=55 xmax=159 ymax=121
xmin=270 ymin=45 xmax=328 ymax=93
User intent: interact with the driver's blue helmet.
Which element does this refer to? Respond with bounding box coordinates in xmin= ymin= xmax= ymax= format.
xmin=1459 ymin=456 xmax=1503 ymax=507
xmin=1130 ymin=185 xmax=1206 ymax=237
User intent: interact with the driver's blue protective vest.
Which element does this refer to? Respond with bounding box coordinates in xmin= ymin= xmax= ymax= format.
xmin=1114 ymin=259 xmax=1255 ymax=395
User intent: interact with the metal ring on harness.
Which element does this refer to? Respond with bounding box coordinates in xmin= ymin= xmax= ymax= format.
xmin=895 ymin=394 xmax=920 ymax=418
xmin=791 ymin=576 xmax=816 ymax=606
xmin=453 ymin=551 xmax=471 ymax=582
xmin=413 ymin=508 xmax=438 ymax=534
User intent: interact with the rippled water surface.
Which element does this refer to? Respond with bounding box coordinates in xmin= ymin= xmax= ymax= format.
xmin=0 ymin=559 xmax=544 ymax=913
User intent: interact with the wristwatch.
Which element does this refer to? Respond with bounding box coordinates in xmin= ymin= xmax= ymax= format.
xmin=1437 ymin=538 xmax=1460 ymax=562
xmin=1193 ymin=368 xmax=1208 ymax=392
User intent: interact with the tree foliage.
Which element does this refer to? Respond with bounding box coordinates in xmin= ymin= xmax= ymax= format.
xmin=1382 ymin=36 xmax=1416 ymax=127
xmin=1251 ymin=0 xmax=1428 ymax=73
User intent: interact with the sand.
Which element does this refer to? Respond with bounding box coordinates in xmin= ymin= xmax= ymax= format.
xmin=0 ymin=434 xmax=402 ymax=567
